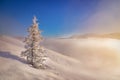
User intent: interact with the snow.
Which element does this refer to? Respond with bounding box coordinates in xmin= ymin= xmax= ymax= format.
xmin=0 ymin=35 xmax=120 ymax=80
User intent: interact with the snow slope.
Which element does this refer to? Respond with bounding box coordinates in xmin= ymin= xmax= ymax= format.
xmin=0 ymin=35 xmax=120 ymax=80
xmin=43 ymin=38 xmax=120 ymax=67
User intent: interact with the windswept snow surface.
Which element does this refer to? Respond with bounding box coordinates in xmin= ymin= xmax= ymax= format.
xmin=0 ymin=35 xmax=120 ymax=80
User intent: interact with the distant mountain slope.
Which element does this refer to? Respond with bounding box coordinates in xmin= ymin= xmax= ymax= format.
xmin=70 ymin=33 xmax=120 ymax=39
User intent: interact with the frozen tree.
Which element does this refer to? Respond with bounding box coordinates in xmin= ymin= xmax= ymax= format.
xmin=21 ymin=16 xmax=47 ymax=69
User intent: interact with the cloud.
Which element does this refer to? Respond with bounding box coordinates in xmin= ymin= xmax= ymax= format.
xmin=85 ymin=0 xmax=120 ymax=33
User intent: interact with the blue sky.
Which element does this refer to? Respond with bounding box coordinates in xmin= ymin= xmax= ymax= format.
xmin=0 ymin=0 xmax=120 ymax=37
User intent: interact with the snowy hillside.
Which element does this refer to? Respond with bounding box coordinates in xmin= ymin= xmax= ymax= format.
xmin=0 ymin=35 xmax=120 ymax=80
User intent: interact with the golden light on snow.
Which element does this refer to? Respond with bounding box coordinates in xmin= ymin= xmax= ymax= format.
xmin=1 ymin=36 xmax=120 ymax=80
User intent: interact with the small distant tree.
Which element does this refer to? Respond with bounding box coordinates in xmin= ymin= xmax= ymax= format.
xmin=21 ymin=16 xmax=47 ymax=69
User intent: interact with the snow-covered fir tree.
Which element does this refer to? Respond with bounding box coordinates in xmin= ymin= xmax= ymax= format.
xmin=21 ymin=16 xmax=47 ymax=69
